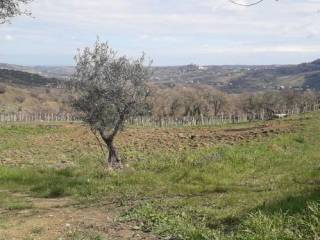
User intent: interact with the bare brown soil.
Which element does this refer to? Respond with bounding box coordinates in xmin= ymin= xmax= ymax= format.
xmin=0 ymin=193 xmax=157 ymax=240
xmin=0 ymin=120 xmax=296 ymax=168
xmin=115 ymin=121 xmax=296 ymax=154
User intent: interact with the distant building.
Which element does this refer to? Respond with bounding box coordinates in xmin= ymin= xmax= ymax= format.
xmin=198 ymin=66 xmax=208 ymax=71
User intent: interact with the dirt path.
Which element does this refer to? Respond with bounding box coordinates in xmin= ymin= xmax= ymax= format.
xmin=0 ymin=195 xmax=157 ymax=240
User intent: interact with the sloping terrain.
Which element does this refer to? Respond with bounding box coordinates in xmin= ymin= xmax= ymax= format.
xmin=226 ymin=59 xmax=320 ymax=92
xmin=0 ymin=113 xmax=319 ymax=239
xmin=0 ymin=68 xmax=69 ymax=114
xmin=152 ymin=60 xmax=320 ymax=92
xmin=0 ymin=68 xmax=60 ymax=87
xmin=0 ymin=63 xmax=73 ymax=80
xmin=2 ymin=59 xmax=320 ymax=93
xmin=0 ymin=85 xmax=70 ymax=114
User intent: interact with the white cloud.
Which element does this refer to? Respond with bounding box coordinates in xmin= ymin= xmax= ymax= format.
xmin=4 ymin=34 xmax=13 ymax=41
xmin=2 ymin=0 xmax=320 ymax=65
xmin=26 ymin=0 xmax=320 ymax=37
xmin=138 ymin=34 xmax=178 ymax=42
xmin=198 ymin=44 xmax=320 ymax=54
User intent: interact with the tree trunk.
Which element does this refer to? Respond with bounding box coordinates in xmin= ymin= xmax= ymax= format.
xmin=98 ymin=115 xmax=126 ymax=169
xmin=105 ymin=139 xmax=122 ymax=169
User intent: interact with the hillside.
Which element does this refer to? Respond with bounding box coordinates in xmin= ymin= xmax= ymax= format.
xmin=0 ymin=68 xmax=68 ymax=113
xmin=0 ymin=68 xmax=60 ymax=87
xmin=151 ymin=60 xmax=320 ymax=92
xmin=1 ymin=59 xmax=320 ymax=93
xmin=226 ymin=59 xmax=320 ymax=92
xmin=0 ymin=63 xmax=73 ymax=80
xmin=0 ymin=85 xmax=70 ymax=114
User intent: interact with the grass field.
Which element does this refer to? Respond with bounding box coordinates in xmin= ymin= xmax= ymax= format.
xmin=0 ymin=113 xmax=319 ymax=239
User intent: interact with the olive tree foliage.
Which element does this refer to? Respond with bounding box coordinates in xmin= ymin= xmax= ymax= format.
xmin=72 ymin=40 xmax=150 ymax=169
xmin=0 ymin=0 xmax=32 ymax=23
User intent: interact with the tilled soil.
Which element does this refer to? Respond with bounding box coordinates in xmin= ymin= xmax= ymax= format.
xmin=0 ymin=120 xmax=297 ymax=167
xmin=116 ymin=121 xmax=296 ymax=153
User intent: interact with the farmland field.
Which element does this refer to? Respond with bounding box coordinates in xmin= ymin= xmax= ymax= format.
xmin=0 ymin=113 xmax=319 ymax=239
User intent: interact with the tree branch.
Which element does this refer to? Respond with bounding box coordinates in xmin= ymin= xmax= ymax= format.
xmin=228 ymin=0 xmax=265 ymax=7
xmin=99 ymin=110 xmax=126 ymax=142
xmin=90 ymin=128 xmax=106 ymax=157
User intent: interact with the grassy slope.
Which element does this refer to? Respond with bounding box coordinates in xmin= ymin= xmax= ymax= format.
xmin=0 ymin=85 xmax=69 ymax=113
xmin=0 ymin=114 xmax=319 ymax=239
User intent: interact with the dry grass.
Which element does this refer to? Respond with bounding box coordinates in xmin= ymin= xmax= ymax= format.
xmin=0 ymin=84 xmax=69 ymax=114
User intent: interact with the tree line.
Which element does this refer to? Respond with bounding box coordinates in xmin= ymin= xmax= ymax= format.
xmin=147 ymin=84 xmax=320 ymax=120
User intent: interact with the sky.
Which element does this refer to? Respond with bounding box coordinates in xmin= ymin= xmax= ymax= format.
xmin=1 ymin=0 xmax=320 ymax=66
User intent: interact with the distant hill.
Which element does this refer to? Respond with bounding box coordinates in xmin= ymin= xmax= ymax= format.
xmin=1 ymin=59 xmax=320 ymax=92
xmin=0 ymin=68 xmax=60 ymax=87
xmin=225 ymin=59 xmax=320 ymax=92
xmin=0 ymin=63 xmax=74 ymax=80
xmin=151 ymin=60 xmax=320 ymax=92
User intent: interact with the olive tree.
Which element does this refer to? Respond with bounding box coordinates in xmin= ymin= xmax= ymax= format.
xmin=72 ymin=39 xmax=150 ymax=169
xmin=0 ymin=0 xmax=32 ymax=23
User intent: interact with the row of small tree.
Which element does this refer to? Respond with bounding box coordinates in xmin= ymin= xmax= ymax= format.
xmin=147 ymin=85 xmax=320 ymax=119
xmin=239 ymin=91 xmax=319 ymax=118
xmin=147 ymin=85 xmax=227 ymax=118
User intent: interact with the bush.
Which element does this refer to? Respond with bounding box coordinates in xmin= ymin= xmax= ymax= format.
xmin=0 ymin=84 xmax=6 ymax=94
xmin=15 ymin=95 xmax=26 ymax=103
xmin=30 ymin=91 xmax=38 ymax=98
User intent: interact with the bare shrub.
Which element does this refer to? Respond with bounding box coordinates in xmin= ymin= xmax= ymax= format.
xmin=15 ymin=95 xmax=26 ymax=103
xmin=0 ymin=84 xmax=6 ymax=94
xmin=30 ymin=91 xmax=38 ymax=98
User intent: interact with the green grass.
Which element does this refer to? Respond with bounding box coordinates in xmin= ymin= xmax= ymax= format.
xmin=0 ymin=167 xmax=89 ymax=198
xmin=0 ymin=113 xmax=319 ymax=239
xmin=0 ymin=192 xmax=33 ymax=210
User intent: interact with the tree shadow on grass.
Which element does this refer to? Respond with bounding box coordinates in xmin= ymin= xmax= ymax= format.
xmin=216 ymin=187 xmax=320 ymax=234
xmin=256 ymin=187 xmax=320 ymax=215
